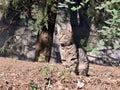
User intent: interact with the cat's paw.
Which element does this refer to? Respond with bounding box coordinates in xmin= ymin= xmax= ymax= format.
xmin=78 ymin=69 xmax=89 ymax=76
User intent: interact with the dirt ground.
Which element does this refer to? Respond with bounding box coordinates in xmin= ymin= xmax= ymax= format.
xmin=0 ymin=57 xmax=120 ymax=90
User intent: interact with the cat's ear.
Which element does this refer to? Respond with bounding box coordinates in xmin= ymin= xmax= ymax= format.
xmin=66 ymin=23 xmax=72 ymax=32
xmin=56 ymin=24 xmax=61 ymax=33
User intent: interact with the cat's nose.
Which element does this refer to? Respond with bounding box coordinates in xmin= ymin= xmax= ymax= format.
xmin=61 ymin=44 xmax=65 ymax=47
xmin=58 ymin=35 xmax=63 ymax=41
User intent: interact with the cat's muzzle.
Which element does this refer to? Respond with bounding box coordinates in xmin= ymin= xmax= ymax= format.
xmin=61 ymin=44 xmax=65 ymax=47
xmin=60 ymin=42 xmax=73 ymax=47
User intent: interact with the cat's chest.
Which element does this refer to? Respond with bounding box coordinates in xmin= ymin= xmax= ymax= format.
xmin=59 ymin=44 xmax=77 ymax=58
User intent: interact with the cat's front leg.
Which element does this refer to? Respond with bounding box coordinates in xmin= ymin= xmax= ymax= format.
xmin=77 ymin=48 xmax=89 ymax=76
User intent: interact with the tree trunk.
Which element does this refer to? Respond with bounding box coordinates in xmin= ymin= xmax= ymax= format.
xmin=34 ymin=0 xmax=58 ymax=62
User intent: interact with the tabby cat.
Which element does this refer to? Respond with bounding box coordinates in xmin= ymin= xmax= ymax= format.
xmin=56 ymin=23 xmax=89 ymax=76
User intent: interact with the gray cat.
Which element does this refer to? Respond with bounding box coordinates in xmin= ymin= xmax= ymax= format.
xmin=56 ymin=23 xmax=89 ymax=76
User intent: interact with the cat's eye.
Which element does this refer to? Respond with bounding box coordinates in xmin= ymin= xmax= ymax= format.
xmin=71 ymin=58 xmax=77 ymax=61
xmin=55 ymin=30 xmax=58 ymax=35
xmin=62 ymin=59 xmax=66 ymax=61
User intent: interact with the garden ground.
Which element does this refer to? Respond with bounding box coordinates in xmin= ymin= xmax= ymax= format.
xmin=0 ymin=57 xmax=120 ymax=90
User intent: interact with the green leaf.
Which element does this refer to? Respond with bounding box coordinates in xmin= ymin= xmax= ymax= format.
xmin=65 ymin=0 xmax=75 ymax=4
xmin=92 ymin=48 xmax=100 ymax=54
xmin=95 ymin=0 xmax=120 ymax=10
xmin=65 ymin=0 xmax=71 ymax=2
xmin=84 ymin=0 xmax=89 ymax=3
xmin=111 ymin=0 xmax=120 ymax=3
xmin=41 ymin=66 xmax=48 ymax=76
xmin=49 ymin=65 xmax=56 ymax=72
xmin=30 ymin=80 xmax=37 ymax=90
xmin=99 ymin=39 xmax=105 ymax=46
xmin=80 ymin=3 xmax=85 ymax=6
xmin=114 ymin=44 xmax=120 ymax=50
xmin=104 ymin=21 xmax=112 ymax=25
xmin=58 ymin=3 xmax=68 ymax=8
xmin=71 ymin=6 xmax=77 ymax=11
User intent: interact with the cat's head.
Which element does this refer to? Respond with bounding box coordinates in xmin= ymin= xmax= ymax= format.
xmin=55 ymin=23 xmax=73 ymax=46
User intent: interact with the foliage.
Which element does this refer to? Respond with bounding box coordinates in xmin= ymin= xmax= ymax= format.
xmin=0 ymin=0 xmax=55 ymax=34
xmin=0 ymin=0 xmax=57 ymax=55
xmin=70 ymin=0 xmax=89 ymax=11
xmin=95 ymin=0 xmax=120 ymax=50
xmin=41 ymin=65 xmax=57 ymax=76
xmin=41 ymin=65 xmax=71 ymax=79
xmin=0 ymin=0 xmax=120 ymax=53
xmin=0 ymin=36 xmax=13 ymax=53
xmin=30 ymin=80 xmax=38 ymax=90
xmin=71 ymin=0 xmax=120 ymax=52
xmin=58 ymin=0 xmax=120 ymax=52
xmin=58 ymin=0 xmax=89 ymax=11
xmin=0 ymin=0 xmax=9 ymax=11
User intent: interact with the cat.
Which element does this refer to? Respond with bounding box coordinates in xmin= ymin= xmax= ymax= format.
xmin=55 ymin=23 xmax=89 ymax=76
xmin=34 ymin=27 xmax=52 ymax=62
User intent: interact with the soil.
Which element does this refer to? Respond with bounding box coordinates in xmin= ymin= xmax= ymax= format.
xmin=0 ymin=57 xmax=120 ymax=90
